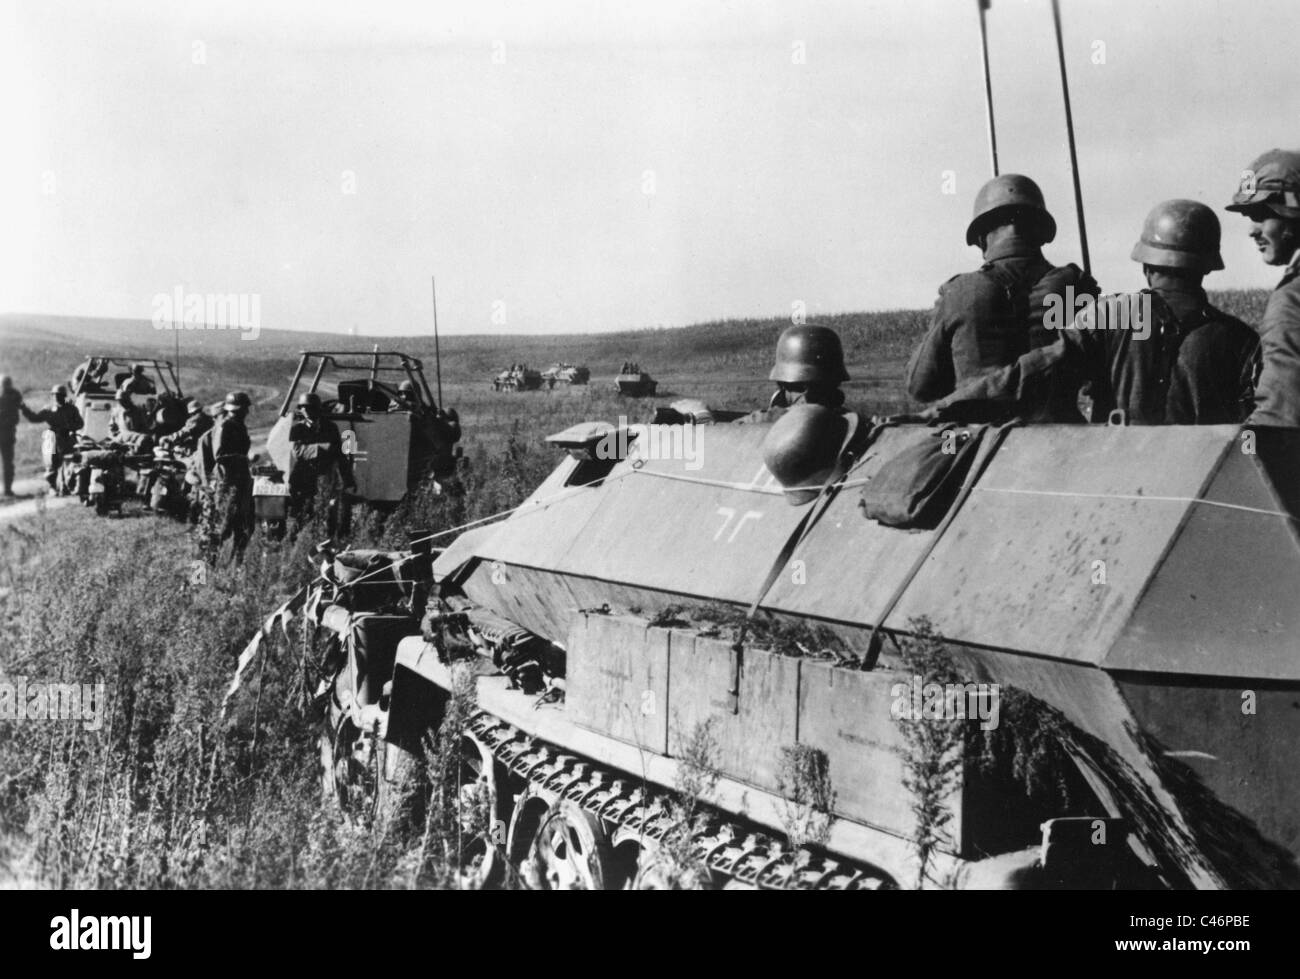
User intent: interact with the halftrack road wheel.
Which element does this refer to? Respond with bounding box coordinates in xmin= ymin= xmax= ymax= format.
xmin=523 ymin=799 xmax=614 ymax=890
xmin=451 ymin=733 xmax=504 ymax=889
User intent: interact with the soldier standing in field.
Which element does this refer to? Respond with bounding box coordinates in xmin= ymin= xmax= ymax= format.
xmin=197 ymin=391 xmax=253 ymax=560
xmin=925 ymin=200 xmax=1257 ymax=425
xmin=0 ymin=376 xmax=26 ymax=497
xmin=735 ymin=324 xmax=849 ymax=425
xmin=21 ymin=384 xmax=84 ymax=493
xmin=906 ymin=174 xmax=1098 ymax=418
xmin=288 ymin=392 xmax=354 ymax=529
xmin=1224 ymin=148 xmax=1300 ymax=427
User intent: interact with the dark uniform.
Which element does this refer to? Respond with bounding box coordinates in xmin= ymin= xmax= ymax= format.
xmin=907 ymin=174 xmax=1097 ymax=420
xmin=160 ymin=406 xmax=213 ymax=454
xmin=198 ymin=396 xmax=252 ymax=559
xmin=22 ymin=391 xmax=83 ymax=491
xmin=0 ymin=379 xmax=23 ymax=496
xmin=1167 ymin=305 xmax=1261 ymax=425
xmin=288 ymin=410 xmax=353 ymax=524
xmin=933 ymin=200 xmax=1257 ymax=425
xmin=906 ymin=236 xmax=1098 ymax=411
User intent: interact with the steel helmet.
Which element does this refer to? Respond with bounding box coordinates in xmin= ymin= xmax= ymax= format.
xmin=761 ymin=404 xmax=853 ymax=505
xmin=398 ymin=380 xmax=416 ymax=394
xmin=224 ymin=391 xmax=252 ymax=411
xmin=185 ymin=398 xmax=203 ymax=416
xmin=966 ymin=174 xmax=1057 ymax=246
xmin=297 ymin=392 xmax=322 ymax=410
xmin=1130 ymin=199 xmax=1224 ymax=272
xmin=52 ymin=384 xmax=69 ymax=397
xmin=769 ymin=325 xmax=850 ymax=385
xmin=1227 ymin=149 xmax=1300 ymax=219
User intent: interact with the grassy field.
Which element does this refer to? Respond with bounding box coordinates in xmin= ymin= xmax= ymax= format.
xmin=0 ymin=288 xmax=1273 ymax=887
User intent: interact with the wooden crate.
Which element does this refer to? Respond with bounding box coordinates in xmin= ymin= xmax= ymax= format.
xmin=797 ymin=660 xmax=963 ymax=849
xmin=565 ymin=613 xmax=670 ymax=755
xmin=666 ymin=632 xmax=799 ymax=794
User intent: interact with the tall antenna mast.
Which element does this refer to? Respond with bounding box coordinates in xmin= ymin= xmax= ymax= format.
xmin=977 ymin=0 xmax=999 ymax=176
xmin=1051 ymin=0 xmax=1091 ymax=274
xmin=431 ymin=276 xmax=443 ymax=406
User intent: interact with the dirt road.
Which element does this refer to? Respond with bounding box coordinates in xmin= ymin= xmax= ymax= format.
xmin=0 ymin=479 xmax=78 ymax=527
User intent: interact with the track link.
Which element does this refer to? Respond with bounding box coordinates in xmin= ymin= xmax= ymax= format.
xmin=467 ymin=711 xmax=894 ymax=890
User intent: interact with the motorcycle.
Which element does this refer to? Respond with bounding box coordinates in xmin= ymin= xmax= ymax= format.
xmin=72 ymin=445 xmax=130 ymax=517
xmin=139 ymin=446 xmax=193 ymax=520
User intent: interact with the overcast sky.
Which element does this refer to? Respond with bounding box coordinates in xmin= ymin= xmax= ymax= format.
xmin=2 ymin=0 xmax=1296 ymax=336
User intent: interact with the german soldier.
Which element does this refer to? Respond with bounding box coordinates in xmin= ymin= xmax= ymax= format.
xmin=906 ymin=174 xmax=1098 ymax=417
xmin=288 ymin=392 xmax=354 ymax=528
xmin=21 ymin=384 xmax=83 ymax=492
xmin=158 ymin=398 xmax=213 ymax=454
xmin=735 ymin=324 xmax=849 ymax=424
xmin=198 ymin=391 xmax=253 ymax=559
xmin=393 ymin=381 xmax=461 ymax=490
xmin=927 ymin=200 xmax=1256 ymax=425
xmin=0 ymin=376 xmax=25 ymax=497
xmin=1225 ymin=148 xmax=1300 ymax=427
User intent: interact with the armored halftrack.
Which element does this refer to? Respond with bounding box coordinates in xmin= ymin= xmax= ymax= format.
xmin=255 ymin=351 xmax=455 ymax=527
xmin=541 ymin=363 xmax=591 ymax=387
xmin=493 ymin=364 xmax=543 ymax=392
xmin=292 ymin=414 xmax=1300 ymax=889
xmin=68 ymin=356 xmax=184 ymax=443
xmin=613 ymin=365 xmax=657 ymax=397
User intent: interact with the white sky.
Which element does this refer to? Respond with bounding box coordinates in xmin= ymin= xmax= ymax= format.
xmin=1 ymin=0 xmax=1296 ymax=335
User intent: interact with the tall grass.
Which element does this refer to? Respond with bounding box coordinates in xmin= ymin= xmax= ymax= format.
xmin=0 ymin=402 xmax=564 ymax=887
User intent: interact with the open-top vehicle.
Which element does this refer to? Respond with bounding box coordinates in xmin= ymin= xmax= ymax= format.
xmin=68 ymin=356 xmax=184 ymax=442
xmin=255 ymin=351 xmax=453 ymax=527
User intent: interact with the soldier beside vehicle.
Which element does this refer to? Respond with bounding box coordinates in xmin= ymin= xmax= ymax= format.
xmin=287 ymin=392 xmax=354 ymax=530
xmin=22 ymin=385 xmax=84 ymax=494
xmin=193 ymin=391 xmax=254 ymax=559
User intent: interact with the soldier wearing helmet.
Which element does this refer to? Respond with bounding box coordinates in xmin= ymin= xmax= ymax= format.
xmin=21 ymin=384 xmax=83 ymax=492
xmin=196 ymin=391 xmax=253 ymax=558
xmin=111 ymin=362 xmax=159 ymax=437
xmin=158 ymin=398 xmax=213 ymax=454
xmin=117 ymin=362 xmax=157 ymax=402
xmin=907 ymin=174 xmax=1098 ymax=415
xmin=0 ymin=376 xmax=27 ymax=497
xmin=1225 ymin=148 xmax=1300 ymax=427
xmin=392 ymin=379 xmax=421 ymax=411
xmin=392 ymin=379 xmax=462 ymax=485
xmin=288 ymin=390 xmax=355 ymax=527
xmin=928 ymin=199 xmax=1256 ymax=426
xmin=736 ymin=324 xmax=850 ymax=424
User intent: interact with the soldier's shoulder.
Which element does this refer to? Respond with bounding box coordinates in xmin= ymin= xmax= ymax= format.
xmin=1200 ymin=304 xmax=1257 ymax=338
xmin=937 ymin=268 xmax=1004 ymax=303
xmin=1265 ymin=273 xmax=1300 ymax=320
xmin=1068 ymin=291 xmax=1141 ymax=330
